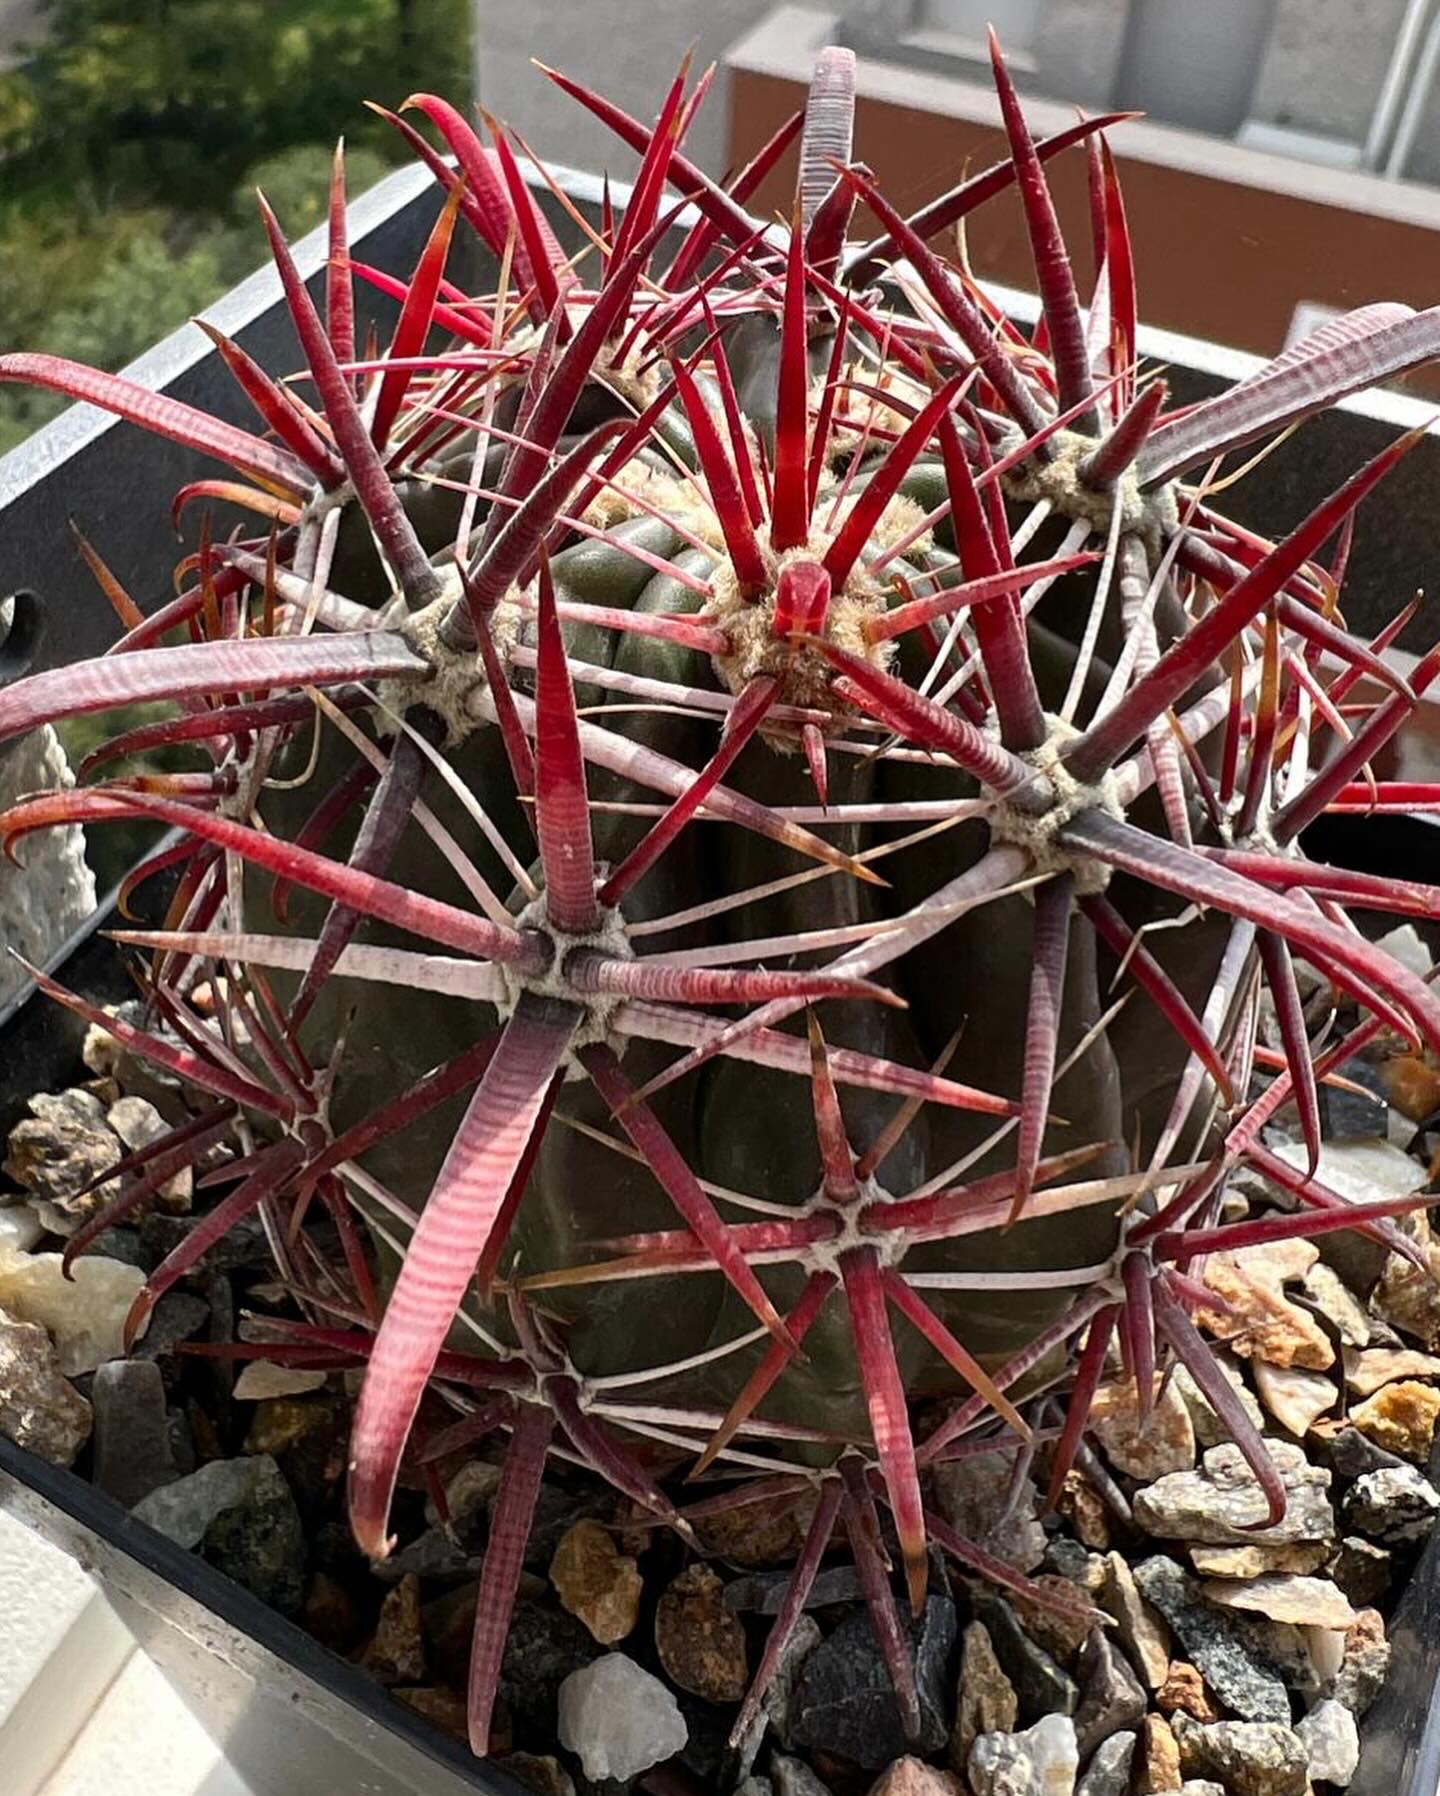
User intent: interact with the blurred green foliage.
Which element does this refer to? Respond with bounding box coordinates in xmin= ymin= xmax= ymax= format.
xmin=0 ymin=0 xmax=469 ymax=189
xmin=0 ymin=2 xmax=469 ymax=887
xmin=0 ymin=0 xmax=469 ymax=452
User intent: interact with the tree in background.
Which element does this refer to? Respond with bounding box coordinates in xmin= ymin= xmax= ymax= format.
xmin=0 ymin=0 xmax=470 ymax=451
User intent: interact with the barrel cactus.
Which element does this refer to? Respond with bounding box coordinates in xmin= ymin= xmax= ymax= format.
xmin=5 ymin=36 xmax=1440 ymax=1757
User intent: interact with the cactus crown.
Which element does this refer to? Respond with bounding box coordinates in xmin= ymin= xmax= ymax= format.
xmin=5 ymin=35 xmax=1440 ymax=1761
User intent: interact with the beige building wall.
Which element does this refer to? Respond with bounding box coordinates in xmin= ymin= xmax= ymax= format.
xmin=0 ymin=0 xmax=49 ymax=73
xmin=470 ymin=0 xmax=780 ymax=176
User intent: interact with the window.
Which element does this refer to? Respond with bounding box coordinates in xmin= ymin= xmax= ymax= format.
xmin=918 ymin=0 xmax=1040 ymax=53
xmin=1114 ymin=0 xmax=1278 ymax=138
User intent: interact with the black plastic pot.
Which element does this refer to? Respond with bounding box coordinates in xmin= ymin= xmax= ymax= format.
xmin=1352 ymin=1509 xmax=1440 ymax=1796
xmin=4 ymin=153 xmax=1440 ymax=1796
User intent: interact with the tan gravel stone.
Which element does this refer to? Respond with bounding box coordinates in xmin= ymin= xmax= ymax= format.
xmin=1090 ymin=1376 xmax=1196 ymax=1480
xmin=550 ymin=1519 xmax=642 ymax=1646
xmin=1188 ymin=1541 xmax=1331 ymax=1578
xmin=1099 ymin=1551 xmax=1171 ymax=1690
xmin=1136 ymin=1714 xmax=1181 ymax=1795
xmin=1200 ymin=1573 xmax=1356 ymax=1631
xmin=1155 ymin=1659 xmax=1219 ymax=1723
xmin=1252 ymin=1361 xmax=1338 ymax=1436
xmin=1344 ymin=1347 xmax=1440 ymax=1396
xmin=1195 ymin=1242 xmax=1333 ymax=1370
xmin=1351 ymin=1379 xmax=1440 ymax=1461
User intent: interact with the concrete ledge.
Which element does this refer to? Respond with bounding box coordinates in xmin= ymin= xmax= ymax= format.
xmin=0 ymin=1507 xmax=142 ymax=1796
xmin=0 ymin=1445 xmax=511 ymax=1795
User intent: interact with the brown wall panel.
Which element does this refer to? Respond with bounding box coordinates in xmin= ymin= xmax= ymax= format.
xmin=727 ymin=64 xmax=1440 ymax=389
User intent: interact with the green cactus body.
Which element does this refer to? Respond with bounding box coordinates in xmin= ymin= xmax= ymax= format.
xmin=251 ymin=376 xmax=1143 ymax=1442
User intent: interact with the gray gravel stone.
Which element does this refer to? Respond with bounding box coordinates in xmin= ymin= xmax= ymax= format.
xmin=1133 ymin=1443 xmax=1335 ymax=1546
xmin=132 ymin=1453 xmax=305 ymax=1613
xmin=772 ymin=1755 xmax=834 ymax=1796
xmin=91 ymin=1358 xmax=177 ymax=1506
xmin=1343 ymin=1464 xmax=1440 ymax=1542
xmin=933 ymin=1448 xmax=1046 ymax=1572
xmin=556 ymin=1653 xmax=687 ymax=1783
xmin=725 ymin=1565 xmax=865 ymax=1613
xmin=763 ymin=1612 xmax=821 ymax=1751
xmin=107 ymin=1095 xmax=191 ymax=1211
xmin=1331 ymin=1537 xmax=1393 ymax=1608
xmin=1073 ymin=1627 xmax=1146 ymax=1758
xmin=1296 ymin=1698 xmax=1359 ymax=1786
xmin=1325 ymin=1612 xmax=1391 ymax=1715
xmin=969 ymin=1713 xmax=1078 ymax=1796
xmin=1133 ymin=1557 xmax=1290 ymax=1724
xmin=373 ymin=1526 xmax=483 ymax=1584
xmin=1172 ymin=1715 xmax=1307 ymax=1796
xmin=0 ymin=1305 xmax=91 ymax=1465
xmin=492 ymin=1598 xmax=596 ymax=1741
xmin=1043 ymin=1538 xmax=1092 ymax=1582
xmin=790 ymin=1594 xmax=955 ymax=1768
xmin=1099 ymin=1552 xmax=1171 ymax=1690
xmin=1075 ymin=1729 xmax=1135 ymax=1796
xmin=1319 ymin=1425 xmax=1406 ymax=1480
xmin=1172 ymin=1357 xmax=1265 ymax=1448
xmin=131 ymin=1292 xmax=210 ymax=1388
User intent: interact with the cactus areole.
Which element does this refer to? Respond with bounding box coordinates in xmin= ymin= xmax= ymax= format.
xmin=6 ymin=36 xmax=1440 ymax=1759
